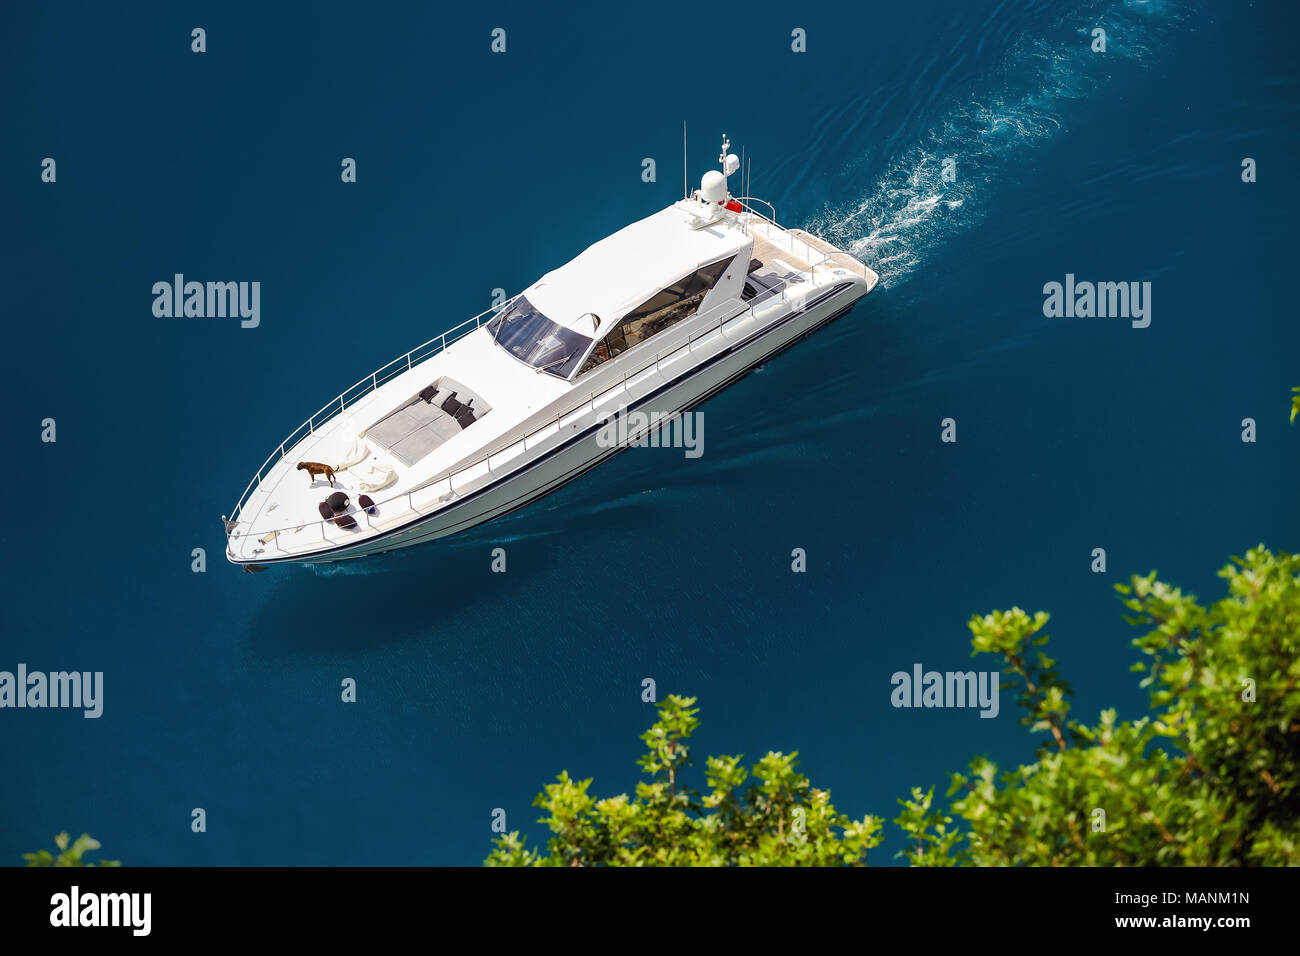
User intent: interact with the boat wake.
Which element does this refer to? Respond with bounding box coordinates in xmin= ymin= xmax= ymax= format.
xmin=805 ymin=0 xmax=1190 ymax=289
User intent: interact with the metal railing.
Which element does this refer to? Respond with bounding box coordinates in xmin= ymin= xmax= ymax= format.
xmin=225 ymin=296 xmax=519 ymax=529
xmin=736 ymin=198 xmax=872 ymax=284
xmin=226 ymin=207 xmax=866 ymax=557
xmin=734 ymin=196 xmax=778 ymax=224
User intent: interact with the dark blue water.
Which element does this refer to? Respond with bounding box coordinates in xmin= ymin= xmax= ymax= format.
xmin=2 ymin=0 xmax=1296 ymax=865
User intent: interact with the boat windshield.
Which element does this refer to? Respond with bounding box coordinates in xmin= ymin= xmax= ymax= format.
xmin=486 ymin=296 xmax=592 ymax=379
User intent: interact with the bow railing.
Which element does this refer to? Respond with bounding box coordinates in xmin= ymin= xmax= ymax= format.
xmin=225 ymin=296 xmax=519 ymax=530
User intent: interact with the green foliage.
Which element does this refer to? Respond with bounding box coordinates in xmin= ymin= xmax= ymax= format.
xmin=485 ymin=695 xmax=884 ymax=866
xmin=894 ymin=787 xmax=966 ymax=865
xmin=1290 ymin=385 xmax=1299 ymax=424
xmin=22 ymin=832 xmax=119 ymax=868
xmin=915 ymin=546 xmax=1299 ymax=865
xmin=488 ymin=547 xmax=1298 ymax=867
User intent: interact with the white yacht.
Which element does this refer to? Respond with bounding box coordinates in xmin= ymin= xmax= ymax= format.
xmin=225 ymin=136 xmax=879 ymax=567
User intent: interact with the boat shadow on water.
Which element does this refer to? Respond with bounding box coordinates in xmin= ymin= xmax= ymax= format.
xmin=239 ymin=478 xmax=670 ymax=660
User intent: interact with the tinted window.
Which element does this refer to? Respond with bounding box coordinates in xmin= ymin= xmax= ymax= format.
xmin=486 ymin=295 xmax=592 ymax=378
xmin=578 ymin=255 xmax=734 ymax=375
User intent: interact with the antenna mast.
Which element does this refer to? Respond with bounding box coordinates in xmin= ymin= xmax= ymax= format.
xmin=682 ymin=121 xmax=687 ymax=200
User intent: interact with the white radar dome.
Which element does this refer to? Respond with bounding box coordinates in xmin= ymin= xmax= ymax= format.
xmin=700 ymin=170 xmax=727 ymax=203
xmin=724 ymin=153 xmax=740 ymax=176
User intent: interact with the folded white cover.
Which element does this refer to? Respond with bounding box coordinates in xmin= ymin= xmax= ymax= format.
xmin=330 ymin=436 xmax=370 ymax=471
xmin=358 ymin=463 xmax=396 ymax=493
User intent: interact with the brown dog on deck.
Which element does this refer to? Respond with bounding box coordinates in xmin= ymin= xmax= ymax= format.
xmin=296 ymin=461 xmax=337 ymax=487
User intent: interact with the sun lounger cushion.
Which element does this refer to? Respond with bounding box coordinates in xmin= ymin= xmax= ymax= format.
xmin=441 ymin=391 xmax=465 ymax=416
xmin=454 ymin=399 xmax=477 ymax=429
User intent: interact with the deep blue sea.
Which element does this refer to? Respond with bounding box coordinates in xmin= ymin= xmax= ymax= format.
xmin=2 ymin=0 xmax=1296 ymax=866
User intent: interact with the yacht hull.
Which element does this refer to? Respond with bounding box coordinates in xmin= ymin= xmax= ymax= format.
xmin=239 ymin=281 xmax=866 ymax=565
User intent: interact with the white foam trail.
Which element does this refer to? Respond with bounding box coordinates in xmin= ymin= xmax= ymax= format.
xmin=806 ymin=0 xmax=1188 ymax=288
xmin=307 ymin=557 xmax=396 ymax=576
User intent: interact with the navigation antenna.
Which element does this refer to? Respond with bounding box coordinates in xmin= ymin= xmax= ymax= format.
xmin=682 ymin=121 xmax=687 ymax=200
xmin=718 ymin=133 xmax=741 ymax=202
